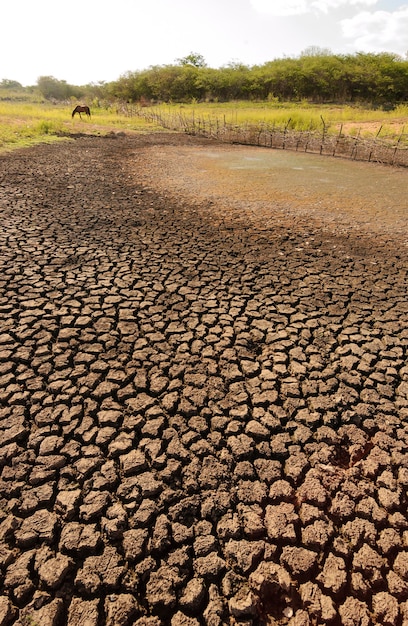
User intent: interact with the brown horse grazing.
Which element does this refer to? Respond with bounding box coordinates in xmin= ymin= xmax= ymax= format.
xmin=72 ymin=105 xmax=91 ymax=119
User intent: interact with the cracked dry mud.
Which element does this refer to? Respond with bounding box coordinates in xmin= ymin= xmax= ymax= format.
xmin=0 ymin=132 xmax=407 ymax=626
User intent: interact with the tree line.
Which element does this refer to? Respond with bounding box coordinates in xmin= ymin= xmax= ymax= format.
xmin=2 ymin=51 xmax=408 ymax=106
xmin=106 ymin=51 xmax=408 ymax=106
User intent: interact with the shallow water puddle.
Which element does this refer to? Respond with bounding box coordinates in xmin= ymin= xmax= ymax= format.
xmin=182 ymin=145 xmax=408 ymax=235
xmin=139 ymin=143 xmax=408 ymax=238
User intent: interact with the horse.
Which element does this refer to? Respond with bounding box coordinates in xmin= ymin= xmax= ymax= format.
xmin=72 ymin=105 xmax=91 ymax=119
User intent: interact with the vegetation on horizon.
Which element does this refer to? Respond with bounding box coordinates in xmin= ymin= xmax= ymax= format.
xmin=2 ymin=50 xmax=408 ymax=107
xmin=107 ymin=50 xmax=408 ymax=106
xmin=0 ymin=50 xmax=407 ymax=153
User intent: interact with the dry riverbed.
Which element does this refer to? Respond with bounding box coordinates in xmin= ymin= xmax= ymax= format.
xmin=0 ymin=133 xmax=407 ymax=625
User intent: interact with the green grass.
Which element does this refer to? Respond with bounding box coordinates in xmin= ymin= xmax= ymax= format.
xmin=144 ymin=101 xmax=408 ymax=139
xmin=0 ymin=101 xmax=161 ymax=153
xmin=0 ymin=99 xmax=407 ymax=153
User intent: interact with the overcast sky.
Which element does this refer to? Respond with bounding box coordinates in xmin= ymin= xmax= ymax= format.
xmin=1 ymin=0 xmax=407 ymax=86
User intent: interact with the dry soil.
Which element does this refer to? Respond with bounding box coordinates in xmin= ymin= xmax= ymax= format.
xmin=0 ymin=133 xmax=407 ymax=626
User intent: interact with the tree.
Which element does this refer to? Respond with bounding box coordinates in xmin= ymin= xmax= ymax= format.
xmin=300 ymin=46 xmax=333 ymax=57
xmin=36 ymin=76 xmax=83 ymax=100
xmin=106 ymin=51 xmax=408 ymax=105
xmin=176 ymin=52 xmax=207 ymax=68
xmin=0 ymin=79 xmax=23 ymax=90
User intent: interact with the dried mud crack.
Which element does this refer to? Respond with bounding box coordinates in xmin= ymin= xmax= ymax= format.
xmin=0 ymin=133 xmax=407 ymax=626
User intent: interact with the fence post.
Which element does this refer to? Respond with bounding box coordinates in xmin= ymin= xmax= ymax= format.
xmin=320 ymin=116 xmax=326 ymax=155
xmin=283 ymin=118 xmax=292 ymax=150
xmin=333 ymin=124 xmax=343 ymax=157
xmin=304 ymin=121 xmax=313 ymax=153
xmin=392 ymin=126 xmax=405 ymax=166
xmin=270 ymin=122 xmax=275 ymax=148
xmin=368 ymin=125 xmax=382 ymax=162
xmin=351 ymin=128 xmax=361 ymax=160
xmin=257 ymin=123 xmax=263 ymax=146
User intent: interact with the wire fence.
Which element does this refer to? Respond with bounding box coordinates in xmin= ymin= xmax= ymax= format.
xmin=131 ymin=106 xmax=408 ymax=168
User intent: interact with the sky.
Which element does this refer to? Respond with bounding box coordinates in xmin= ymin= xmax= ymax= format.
xmin=1 ymin=0 xmax=407 ymax=87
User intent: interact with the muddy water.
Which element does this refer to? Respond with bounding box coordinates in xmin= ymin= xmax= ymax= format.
xmin=142 ymin=143 xmax=408 ymax=241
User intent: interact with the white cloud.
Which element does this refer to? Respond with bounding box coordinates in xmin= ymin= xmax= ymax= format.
xmin=250 ymin=0 xmax=307 ymax=15
xmin=341 ymin=7 xmax=408 ymax=53
xmin=312 ymin=0 xmax=377 ymax=11
xmin=250 ymin=0 xmax=378 ymax=17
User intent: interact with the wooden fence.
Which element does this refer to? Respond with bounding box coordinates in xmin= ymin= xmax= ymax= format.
xmin=134 ymin=107 xmax=408 ymax=168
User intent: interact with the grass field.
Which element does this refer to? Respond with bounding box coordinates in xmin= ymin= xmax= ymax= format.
xmin=143 ymin=101 xmax=408 ymax=140
xmin=0 ymin=101 xmax=159 ymax=152
xmin=0 ymin=99 xmax=407 ymax=153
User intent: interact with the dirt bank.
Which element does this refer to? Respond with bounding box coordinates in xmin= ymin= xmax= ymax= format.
xmin=0 ymin=133 xmax=407 ymax=626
